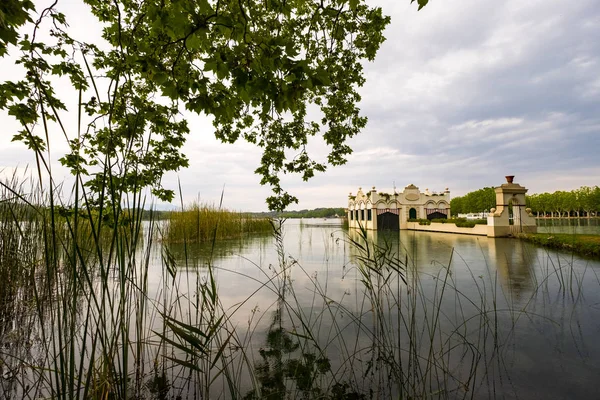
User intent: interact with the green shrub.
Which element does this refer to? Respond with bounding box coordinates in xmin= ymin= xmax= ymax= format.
xmin=407 ymin=218 xmax=431 ymax=225
xmin=409 ymin=217 xmax=488 ymax=228
xmin=430 ymin=218 xmax=448 ymax=224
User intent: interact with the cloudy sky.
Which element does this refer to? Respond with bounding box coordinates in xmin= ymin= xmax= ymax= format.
xmin=1 ymin=0 xmax=599 ymax=211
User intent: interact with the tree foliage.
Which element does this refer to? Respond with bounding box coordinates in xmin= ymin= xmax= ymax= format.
xmin=450 ymin=187 xmax=495 ymax=215
xmin=0 ymin=0 xmax=34 ymax=56
xmin=451 ymin=185 xmax=600 ymax=218
xmin=526 ymin=186 xmax=600 ymax=217
xmin=0 ymin=0 xmax=427 ymax=210
xmin=279 ymin=207 xmax=345 ymax=218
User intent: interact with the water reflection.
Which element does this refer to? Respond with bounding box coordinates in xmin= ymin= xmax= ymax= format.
xmin=345 ymin=228 xmax=542 ymax=302
xmin=243 ymin=280 xmax=339 ymax=399
xmin=537 ymin=218 xmax=600 ymax=234
xmin=166 ymin=232 xmax=272 ymax=269
xmin=486 ymin=238 xmax=535 ymax=299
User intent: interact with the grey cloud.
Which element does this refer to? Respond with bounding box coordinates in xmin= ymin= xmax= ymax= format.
xmin=341 ymin=0 xmax=600 ymax=204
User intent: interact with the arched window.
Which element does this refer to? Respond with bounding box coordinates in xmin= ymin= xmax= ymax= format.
xmin=409 ymin=208 xmax=417 ymax=220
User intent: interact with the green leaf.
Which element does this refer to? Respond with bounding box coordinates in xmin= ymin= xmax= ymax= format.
xmin=413 ymin=0 xmax=429 ymax=10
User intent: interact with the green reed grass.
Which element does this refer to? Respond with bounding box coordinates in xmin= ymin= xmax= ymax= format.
xmin=164 ymin=201 xmax=272 ymax=243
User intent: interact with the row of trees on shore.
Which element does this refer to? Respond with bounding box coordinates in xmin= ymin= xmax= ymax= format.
xmin=526 ymin=186 xmax=600 ymax=218
xmin=450 ymin=186 xmax=600 ymax=218
xmin=253 ymin=207 xmax=346 ymax=219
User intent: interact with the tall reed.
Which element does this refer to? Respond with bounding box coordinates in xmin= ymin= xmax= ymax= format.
xmin=165 ymin=201 xmax=272 ymax=243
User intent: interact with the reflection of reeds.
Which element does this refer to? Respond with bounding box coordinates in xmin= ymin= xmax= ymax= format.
xmin=164 ymin=202 xmax=272 ymax=243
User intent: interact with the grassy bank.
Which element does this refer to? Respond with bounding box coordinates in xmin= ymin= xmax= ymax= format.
xmin=164 ymin=202 xmax=272 ymax=243
xmin=518 ymin=232 xmax=600 ymax=258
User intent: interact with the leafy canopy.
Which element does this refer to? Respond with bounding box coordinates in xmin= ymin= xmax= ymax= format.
xmin=0 ymin=0 xmax=35 ymax=56
xmin=0 ymin=0 xmax=427 ymax=210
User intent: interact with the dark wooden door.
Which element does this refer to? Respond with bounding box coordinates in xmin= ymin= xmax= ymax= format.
xmin=377 ymin=212 xmax=399 ymax=230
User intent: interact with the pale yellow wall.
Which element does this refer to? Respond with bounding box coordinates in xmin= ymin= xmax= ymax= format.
xmin=406 ymin=222 xmax=488 ymax=236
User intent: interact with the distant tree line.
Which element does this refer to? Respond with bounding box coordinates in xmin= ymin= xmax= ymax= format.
xmin=137 ymin=209 xmax=171 ymax=220
xmin=450 ymin=188 xmax=496 ymax=216
xmin=280 ymin=207 xmax=345 ymax=218
xmin=526 ymin=186 xmax=600 ymax=218
xmin=253 ymin=207 xmax=345 ymax=219
xmin=450 ymin=186 xmax=600 ymax=218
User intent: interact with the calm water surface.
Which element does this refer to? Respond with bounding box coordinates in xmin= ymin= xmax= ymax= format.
xmin=537 ymin=217 xmax=600 ymax=234
xmin=157 ymin=218 xmax=600 ymax=399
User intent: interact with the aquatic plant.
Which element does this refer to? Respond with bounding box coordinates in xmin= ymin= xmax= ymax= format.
xmin=164 ymin=201 xmax=272 ymax=243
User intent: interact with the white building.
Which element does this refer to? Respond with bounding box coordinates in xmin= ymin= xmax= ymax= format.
xmin=458 ymin=213 xmax=490 ymax=220
xmin=347 ymin=184 xmax=451 ymax=230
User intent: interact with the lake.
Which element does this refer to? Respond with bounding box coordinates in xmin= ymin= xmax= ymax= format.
xmin=2 ymin=218 xmax=600 ymax=399
xmin=157 ymin=219 xmax=600 ymax=399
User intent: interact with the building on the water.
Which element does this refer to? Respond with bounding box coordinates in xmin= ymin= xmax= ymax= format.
xmin=347 ymin=176 xmax=537 ymax=237
xmin=347 ymin=184 xmax=451 ymax=230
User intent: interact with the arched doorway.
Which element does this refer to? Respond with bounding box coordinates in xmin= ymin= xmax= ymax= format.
xmin=427 ymin=211 xmax=447 ymax=220
xmin=377 ymin=211 xmax=399 ymax=230
xmin=409 ymin=208 xmax=417 ymax=220
xmin=508 ymin=196 xmax=522 ymax=229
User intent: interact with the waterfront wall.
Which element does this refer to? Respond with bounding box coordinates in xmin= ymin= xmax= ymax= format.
xmin=405 ymin=222 xmax=488 ymax=236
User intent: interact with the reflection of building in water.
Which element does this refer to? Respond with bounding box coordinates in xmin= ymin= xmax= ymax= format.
xmin=345 ymin=229 xmax=456 ymax=283
xmin=347 ymin=184 xmax=451 ymax=231
xmin=487 ymin=238 xmax=535 ymax=298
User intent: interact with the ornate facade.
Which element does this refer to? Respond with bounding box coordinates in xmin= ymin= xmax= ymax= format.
xmin=347 ymin=184 xmax=451 ymax=230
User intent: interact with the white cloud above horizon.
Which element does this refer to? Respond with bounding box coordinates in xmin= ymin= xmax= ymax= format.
xmin=1 ymin=0 xmax=599 ymax=211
